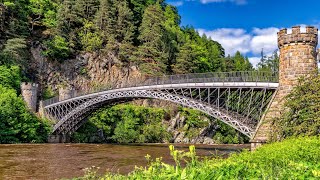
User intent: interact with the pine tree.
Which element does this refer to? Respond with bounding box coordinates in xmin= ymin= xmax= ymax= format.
xmin=128 ymin=0 xmax=157 ymax=45
xmin=115 ymin=0 xmax=136 ymax=62
xmin=74 ymin=0 xmax=99 ymax=21
xmin=173 ymin=39 xmax=197 ymax=74
xmin=233 ymin=51 xmax=252 ymax=71
xmin=137 ymin=2 xmax=167 ymax=75
xmin=163 ymin=5 xmax=182 ymax=73
xmin=257 ymin=49 xmax=279 ymax=72
xmin=95 ymin=0 xmax=117 ymax=44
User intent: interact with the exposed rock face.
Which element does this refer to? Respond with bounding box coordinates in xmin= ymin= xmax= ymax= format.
xmin=167 ymin=112 xmax=218 ymax=144
xmin=30 ymin=44 xmax=142 ymax=95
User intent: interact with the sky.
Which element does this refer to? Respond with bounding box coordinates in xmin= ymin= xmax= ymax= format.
xmin=167 ymin=0 xmax=320 ymax=67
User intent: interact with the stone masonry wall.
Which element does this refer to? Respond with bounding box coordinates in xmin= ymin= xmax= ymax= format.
xmin=21 ymin=82 xmax=38 ymax=112
xmin=253 ymin=26 xmax=318 ymax=143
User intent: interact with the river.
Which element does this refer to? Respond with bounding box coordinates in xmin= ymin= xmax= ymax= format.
xmin=0 ymin=143 xmax=249 ymax=179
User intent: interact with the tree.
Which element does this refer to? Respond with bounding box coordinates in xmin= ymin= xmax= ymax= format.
xmin=114 ymin=0 xmax=136 ymax=62
xmin=0 ymin=85 xmax=51 ymax=143
xmin=271 ymin=74 xmax=320 ymax=140
xmin=173 ymin=27 xmax=226 ymax=74
xmin=78 ymin=20 xmax=103 ymax=52
xmin=74 ymin=0 xmax=99 ymax=21
xmin=0 ymin=65 xmax=21 ymax=91
xmin=136 ymin=2 xmax=168 ymax=75
xmin=28 ymin=0 xmax=58 ymax=31
xmin=232 ymin=51 xmax=252 ymax=71
xmin=43 ymin=35 xmax=70 ymax=60
xmin=257 ymin=49 xmax=279 ymax=72
xmin=128 ymin=0 xmax=156 ymax=45
xmin=95 ymin=0 xmax=117 ymax=44
xmin=163 ymin=5 xmax=182 ymax=72
xmin=173 ymin=38 xmax=199 ymax=73
xmin=2 ymin=38 xmax=28 ymax=66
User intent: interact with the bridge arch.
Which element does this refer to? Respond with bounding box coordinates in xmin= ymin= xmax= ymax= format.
xmin=44 ymin=79 xmax=278 ymax=139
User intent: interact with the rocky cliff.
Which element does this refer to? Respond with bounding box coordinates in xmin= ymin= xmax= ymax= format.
xmin=31 ymin=43 xmax=142 ymax=96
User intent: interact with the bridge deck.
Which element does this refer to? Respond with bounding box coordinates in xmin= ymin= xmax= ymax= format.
xmin=44 ymin=82 xmax=279 ymax=108
xmin=44 ymin=71 xmax=279 ymax=107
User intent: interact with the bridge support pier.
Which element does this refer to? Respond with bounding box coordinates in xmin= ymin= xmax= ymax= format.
xmin=250 ymin=140 xmax=266 ymax=151
xmin=48 ymin=134 xmax=70 ymax=143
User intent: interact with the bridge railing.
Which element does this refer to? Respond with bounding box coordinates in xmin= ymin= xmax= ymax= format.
xmin=43 ymin=71 xmax=279 ymax=106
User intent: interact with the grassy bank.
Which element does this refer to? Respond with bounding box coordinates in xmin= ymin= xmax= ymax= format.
xmin=75 ymin=136 xmax=320 ymax=179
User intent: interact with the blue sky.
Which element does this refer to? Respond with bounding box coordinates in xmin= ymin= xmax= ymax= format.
xmin=167 ymin=0 xmax=320 ymax=66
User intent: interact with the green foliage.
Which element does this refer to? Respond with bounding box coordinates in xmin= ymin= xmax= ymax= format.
xmin=2 ymin=0 xmax=30 ymax=37
xmin=272 ymin=74 xmax=320 ymax=140
xmin=0 ymin=65 xmax=21 ymax=91
xmin=0 ymin=85 xmax=51 ymax=143
xmin=173 ymin=27 xmax=226 ymax=74
xmin=0 ymin=0 xmax=233 ymax=74
xmin=72 ymin=104 xmax=171 ymax=143
xmin=28 ymin=0 xmax=59 ymax=30
xmin=43 ymin=35 xmax=70 ymax=60
xmin=2 ymin=38 xmax=28 ymax=65
xmin=136 ymin=3 xmax=168 ymax=75
xmin=78 ymin=20 xmax=103 ymax=52
xmin=212 ymin=120 xmax=247 ymax=144
xmin=77 ymin=136 xmax=320 ymax=179
xmin=257 ymin=49 xmax=279 ymax=72
xmin=179 ymin=107 xmax=248 ymax=143
xmin=233 ymin=51 xmax=252 ymax=71
xmin=180 ymin=108 xmax=209 ymax=128
xmin=42 ymin=86 xmax=56 ymax=100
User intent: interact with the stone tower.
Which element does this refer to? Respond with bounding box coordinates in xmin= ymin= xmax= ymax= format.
xmin=21 ymin=82 xmax=38 ymax=112
xmin=252 ymin=26 xmax=318 ymax=149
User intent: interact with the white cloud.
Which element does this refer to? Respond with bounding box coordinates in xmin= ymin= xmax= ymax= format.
xmin=198 ymin=27 xmax=279 ymax=55
xmin=248 ymin=57 xmax=261 ymax=68
xmin=168 ymin=1 xmax=184 ymax=6
xmin=250 ymin=27 xmax=279 ymax=55
xmin=198 ymin=28 xmax=252 ymax=55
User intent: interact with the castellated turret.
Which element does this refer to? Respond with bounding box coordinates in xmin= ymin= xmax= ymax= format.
xmin=277 ymin=26 xmax=318 ymax=92
xmin=252 ymin=26 xmax=318 ymax=147
xmin=21 ymin=82 xmax=38 ymax=112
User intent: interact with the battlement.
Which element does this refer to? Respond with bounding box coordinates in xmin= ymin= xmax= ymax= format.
xmin=278 ymin=26 xmax=318 ymax=48
xmin=21 ymin=82 xmax=39 ymax=90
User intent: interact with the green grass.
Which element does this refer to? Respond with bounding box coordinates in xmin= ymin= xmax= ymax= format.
xmin=75 ymin=136 xmax=320 ymax=179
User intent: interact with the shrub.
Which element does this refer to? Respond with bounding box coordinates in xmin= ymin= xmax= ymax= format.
xmin=272 ymin=74 xmax=320 ymax=140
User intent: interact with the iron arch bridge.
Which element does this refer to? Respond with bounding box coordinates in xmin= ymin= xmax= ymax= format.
xmin=43 ymin=71 xmax=279 ymax=139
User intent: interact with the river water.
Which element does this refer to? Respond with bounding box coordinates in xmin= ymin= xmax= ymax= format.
xmin=0 ymin=143 xmax=249 ymax=180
